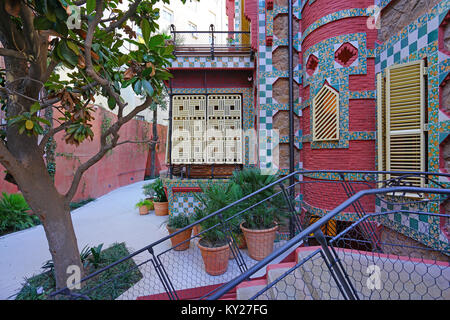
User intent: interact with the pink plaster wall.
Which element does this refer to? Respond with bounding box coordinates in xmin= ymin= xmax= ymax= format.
xmin=0 ymin=107 xmax=167 ymax=202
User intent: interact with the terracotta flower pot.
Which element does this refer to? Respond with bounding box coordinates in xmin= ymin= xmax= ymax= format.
xmin=193 ymin=225 xmax=202 ymax=238
xmin=240 ymin=222 xmax=278 ymax=261
xmin=228 ymin=234 xmax=246 ymax=260
xmin=139 ymin=206 xmax=149 ymax=215
xmin=154 ymin=201 xmax=168 ymax=216
xmin=167 ymin=226 xmax=193 ymax=251
xmin=197 ymin=240 xmax=230 ymax=276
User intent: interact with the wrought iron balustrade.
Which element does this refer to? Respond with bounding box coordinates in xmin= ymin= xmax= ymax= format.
xmin=169 ymin=24 xmax=252 ymax=58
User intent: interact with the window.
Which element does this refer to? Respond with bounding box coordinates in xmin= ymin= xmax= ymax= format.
xmin=377 ymin=60 xmax=426 ymax=187
xmin=171 ymin=95 xmax=242 ymax=164
xmin=312 ymin=83 xmax=340 ymax=141
xmin=161 ymin=8 xmax=174 ymax=24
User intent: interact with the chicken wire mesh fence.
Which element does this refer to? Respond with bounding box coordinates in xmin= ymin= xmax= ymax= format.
xmin=245 ymin=190 xmax=449 ymax=300
xmin=48 ymin=170 xmax=449 ymax=300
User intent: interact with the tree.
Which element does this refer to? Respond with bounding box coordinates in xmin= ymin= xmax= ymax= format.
xmin=0 ymin=0 xmax=184 ymax=290
xmin=148 ymin=87 xmax=168 ymax=178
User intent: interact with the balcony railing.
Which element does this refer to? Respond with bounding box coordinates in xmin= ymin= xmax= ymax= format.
xmin=170 ymin=24 xmax=252 ymax=58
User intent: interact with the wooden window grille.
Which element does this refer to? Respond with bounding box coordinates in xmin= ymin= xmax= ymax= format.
xmin=312 ymin=84 xmax=340 ymax=141
xmin=170 ymin=94 xmax=242 ymax=164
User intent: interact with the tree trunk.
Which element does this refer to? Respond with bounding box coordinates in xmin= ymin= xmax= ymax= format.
xmin=150 ymin=108 xmax=158 ymax=178
xmin=3 ymin=55 xmax=83 ymax=291
xmin=14 ymin=156 xmax=84 ymax=290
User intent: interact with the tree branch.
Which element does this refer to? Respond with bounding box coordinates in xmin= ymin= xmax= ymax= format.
xmin=64 ymin=96 xmax=153 ymax=202
xmin=0 ymin=140 xmax=23 ymax=177
xmin=103 ymin=0 xmax=143 ymax=33
xmin=0 ymin=47 xmax=27 ymax=60
xmin=38 ymin=121 xmax=71 ymax=152
xmin=115 ymin=138 xmax=158 ymax=147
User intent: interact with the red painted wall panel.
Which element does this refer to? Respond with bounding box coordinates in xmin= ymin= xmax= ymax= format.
xmin=169 ymin=69 xmax=253 ymax=88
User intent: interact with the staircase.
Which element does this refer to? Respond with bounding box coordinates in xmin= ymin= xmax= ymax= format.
xmin=236 ymin=246 xmax=450 ymax=300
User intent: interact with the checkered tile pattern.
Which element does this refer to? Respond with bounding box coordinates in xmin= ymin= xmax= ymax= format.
xmin=375 ymin=15 xmax=439 ymax=73
xmin=258 ymin=110 xmax=280 ymax=173
xmin=170 ymin=56 xmax=253 ymax=69
xmin=172 ymin=193 xmax=203 ymax=216
xmin=374 ymin=198 xmax=448 ymax=245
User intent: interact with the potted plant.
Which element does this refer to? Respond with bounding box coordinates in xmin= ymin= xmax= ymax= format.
xmin=143 ymin=183 xmax=156 ymax=201
xmin=165 ymin=213 xmax=193 ymax=251
xmin=194 ymin=183 xmax=241 ymax=276
xmin=197 ymin=214 xmax=231 ymax=276
xmin=150 ymin=178 xmax=168 ymax=216
xmin=231 ymin=169 xmax=287 ymax=261
xmin=135 ymin=199 xmax=153 ymax=215
xmin=226 ymin=36 xmax=235 ymax=47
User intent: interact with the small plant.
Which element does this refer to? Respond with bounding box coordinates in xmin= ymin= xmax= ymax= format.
xmin=230 ymin=168 xmax=286 ymax=230
xmin=42 ymin=244 xmax=93 ymax=273
xmin=0 ymin=192 xmax=39 ymax=235
xmin=194 ymin=182 xmax=242 ymax=248
xmin=89 ymin=243 xmax=104 ymax=268
xmin=149 ymin=178 xmax=167 ymax=202
xmin=143 ymin=183 xmax=156 ymax=199
xmin=17 ymin=243 xmax=142 ymax=300
xmin=135 ymin=199 xmax=153 ymax=208
xmin=166 ymin=213 xmax=191 ymax=229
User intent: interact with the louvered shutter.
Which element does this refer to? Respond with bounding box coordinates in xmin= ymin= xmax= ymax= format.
xmin=386 ymin=60 xmax=426 ymax=187
xmin=313 ymin=84 xmax=340 ymax=141
xmin=377 ymin=73 xmax=387 ymax=184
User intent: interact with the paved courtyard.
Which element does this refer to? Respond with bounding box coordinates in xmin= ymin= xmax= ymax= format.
xmin=0 ymin=180 xmax=170 ymax=300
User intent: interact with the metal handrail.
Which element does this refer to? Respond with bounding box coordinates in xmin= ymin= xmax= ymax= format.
xmin=49 ymin=170 xmax=450 ymax=299
xmin=169 ymin=24 xmax=252 ymax=58
xmin=206 ymin=186 xmax=450 ymax=300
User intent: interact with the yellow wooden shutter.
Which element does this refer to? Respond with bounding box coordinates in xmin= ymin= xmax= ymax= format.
xmin=386 ymin=60 xmax=426 ymax=187
xmin=377 ymin=73 xmax=387 ymax=184
xmin=313 ymin=84 xmax=340 ymax=141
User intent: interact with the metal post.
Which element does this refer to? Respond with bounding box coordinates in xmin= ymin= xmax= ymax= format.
xmin=168 ymin=79 xmax=173 ymax=179
xmin=288 ymin=0 xmax=295 ymax=188
xmin=314 ymin=229 xmax=358 ymax=300
xmin=170 ymin=24 xmax=176 ymax=57
xmin=210 ymin=24 xmax=215 ymax=60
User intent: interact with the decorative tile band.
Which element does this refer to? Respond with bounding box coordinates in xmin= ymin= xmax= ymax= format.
xmin=169 ymin=56 xmax=254 ymax=69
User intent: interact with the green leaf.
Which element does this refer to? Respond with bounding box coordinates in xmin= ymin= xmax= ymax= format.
xmin=33 ymin=16 xmax=54 ymax=30
xmin=66 ymin=41 xmax=80 ymax=55
xmin=36 ymin=117 xmax=51 ymax=126
xmin=107 ymin=96 xmax=116 ymax=110
xmin=86 ymin=0 xmax=96 ymax=14
xmin=141 ymin=80 xmax=154 ymax=96
xmin=140 ymin=19 xmax=151 ymax=44
xmin=148 ymin=35 xmax=165 ymax=48
xmin=54 ymin=21 xmax=68 ymax=37
xmin=58 ymin=41 xmax=78 ymax=67
xmin=45 ymin=10 xmax=57 ymax=22
xmin=30 ymin=102 xmax=41 ymax=114
xmin=133 ymin=80 xmax=142 ymax=95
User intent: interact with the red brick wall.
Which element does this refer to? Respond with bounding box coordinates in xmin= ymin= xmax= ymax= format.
xmin=299 ymin=1 xmax=377 ymax=214
xmin=348 ymin=99 xmax=376 ymax=132
xmin=302 ymin=176 xmax=376 ymax=213
xmin=301 ymin=0 xmax=373 ymax=34
xmin=244 ymin=0 xmax=259 ymax=50
xmin=302 ymin=141 xmax=375 ymax=172
xmin=302 ymin=17 xmax=378 ymax=53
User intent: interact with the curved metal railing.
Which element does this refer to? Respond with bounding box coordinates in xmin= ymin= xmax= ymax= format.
xmin=48 ymin=170 xmax=449 ymax=300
